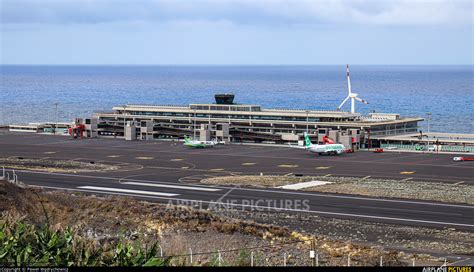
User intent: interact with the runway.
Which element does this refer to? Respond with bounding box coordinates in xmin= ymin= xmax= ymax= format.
xmin=1 ymin=133 xmax=473 ymax=231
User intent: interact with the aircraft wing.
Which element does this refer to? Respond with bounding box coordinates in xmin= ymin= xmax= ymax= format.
xmin=287 ymin=144 xmax=307 ymax=150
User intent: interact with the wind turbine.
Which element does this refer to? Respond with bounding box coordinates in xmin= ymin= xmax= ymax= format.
xmin=337 ymin=64 xmax=369 ymax=113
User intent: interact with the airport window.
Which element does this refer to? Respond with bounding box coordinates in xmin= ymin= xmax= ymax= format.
xmin=212 ymin=114 xmax=231 ymax=118
xmin=210 ymin=106 xmax=229 ymax=111
xmin=191 ymin=105 xmax=210 ymax=110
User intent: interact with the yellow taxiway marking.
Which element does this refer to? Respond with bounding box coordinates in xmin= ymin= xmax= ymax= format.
xmin=209 ymin=168 xmax=225 ymax=171
xmin=107 ymin=155 xmax=121 ymax=158
xmin=315 ymin=166 xmax=331 ymax=170
xmin=170 ymin=158 xmax=184 ymax=161
xmin=278 ymin=164 xmax=299 ymax=168
xmin=242 ymin=162 xmax=257 ymax=166
xmin=44 ymin=151 xmax=57 ymax=154
xmin=135 ymin=156 xmax=154 ymax=160
xmin=400 ymin=171 xmax=416 ymax=175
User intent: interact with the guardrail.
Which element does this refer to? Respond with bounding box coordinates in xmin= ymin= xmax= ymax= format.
xmin=1 ymin=167 xmax=20 ymax=185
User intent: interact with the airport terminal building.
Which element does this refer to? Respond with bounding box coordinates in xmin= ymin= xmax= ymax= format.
xmin=85 ymin=94 xmax=423 ymax=149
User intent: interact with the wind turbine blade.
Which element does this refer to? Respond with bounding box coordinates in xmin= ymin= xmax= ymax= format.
xmin=355 ymin=97 xmax=369 ymax=104
xmin=337 ymin=96 xmax=350 ymax=110
xmin=346 ymin=64 xmax=352 ymax=95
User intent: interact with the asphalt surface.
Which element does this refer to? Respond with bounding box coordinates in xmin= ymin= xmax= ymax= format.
xmin=1 ymin=133 xmax=473 ymax=231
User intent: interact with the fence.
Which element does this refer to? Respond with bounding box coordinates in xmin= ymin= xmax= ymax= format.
xmin=0 ymin=245 xmax=455 ymax=267
xmin=380 ymin=143 xmax=474 ymax=153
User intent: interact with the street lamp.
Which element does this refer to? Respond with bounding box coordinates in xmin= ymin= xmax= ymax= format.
xmin=306 ymin=110 xmax=309 ymax=133
xmin=193 ymin=109 xmax=197 ymax=139
xmin=426 ymin=112 xmax=432 ymax=149
xmin=54 ymin=103 xmax=59 ymax=135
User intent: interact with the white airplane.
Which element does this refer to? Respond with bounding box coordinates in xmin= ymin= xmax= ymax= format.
xmin=291 ymin=133 xmax=346 ymax=155
xmin=183 ymin=135 xmax=216 ymax=148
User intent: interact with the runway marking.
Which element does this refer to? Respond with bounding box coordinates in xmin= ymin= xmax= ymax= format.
xmin=44 ymin=151 xmax=57 ymax=154
xmin=135 ymin=156 xmax=153 ymax=160
xmin=122 ymin=181 xmax=221 ymax=192
xmin=170 ymin=158 xmax=184 ymax=161
xmin=400 ymin=171 xmax=416 ymax=174
xmin=278 ymin=180 xmax=332 ymax=190
xmin=209 ymin=168 xmax=225 ymax=171
xmin=15 ymin=170 xmax=474 ymax=208
xmin=107 ymin=155 xmax=121 ymax=158
xmin=401 ymin=177 xmax=413 ymax=181
xmin=242 ymin=162 xmax=257 ymax=166
xmin=278 ymin=164 xmax=299 ymax=168
xmin=316 ymin=166 xmax=331 ymax=170
xmin=77 ymin=186 xmax=179 ymax=197
xmin=181 ymin=166 xmax=189 ymax=169
xmin=453 ymin=181 xmax=465 ymax=185
xmin=324 ymin=174 xmax=332 ymax=177
xmin=361 ymin=176 xmax=371 ymax=180
xmin=33 ymin=185 xmax=474 ymax=228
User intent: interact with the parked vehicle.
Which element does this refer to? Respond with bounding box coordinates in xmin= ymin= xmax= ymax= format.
xmin=454 ymin=157 xmax=474 ymax=162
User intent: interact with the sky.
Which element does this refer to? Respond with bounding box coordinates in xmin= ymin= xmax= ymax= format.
xmin=0 ymin=0 xmax=473 ymax=65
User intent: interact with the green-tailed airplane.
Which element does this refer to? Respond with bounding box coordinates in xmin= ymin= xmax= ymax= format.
xmin=183 ymin=135 xmax=216 ymax=148
xmin=290 ymin=133 xmax=346 ymax=155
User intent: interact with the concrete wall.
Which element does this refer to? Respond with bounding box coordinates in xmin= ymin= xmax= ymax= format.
xmin=199 ymin=124 xmax=212 ymax=141
xmin=84 ymin=117 xmax=98 ymax=138
xmin=125 ymin=121 xmax=137 ymax=141
xmin=140 ymin=120 xmax=154 ymax=140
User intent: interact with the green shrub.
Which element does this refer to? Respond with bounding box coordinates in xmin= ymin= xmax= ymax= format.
xmin=0 ymin=220 xmax=167 ymax=267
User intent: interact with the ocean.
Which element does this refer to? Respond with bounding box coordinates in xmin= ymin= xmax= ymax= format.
xmin=0 ymin=65 xmax=473 ymax=133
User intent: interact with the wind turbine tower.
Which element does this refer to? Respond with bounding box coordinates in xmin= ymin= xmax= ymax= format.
xmin=337 ymin=65 xmax=369 ymax=114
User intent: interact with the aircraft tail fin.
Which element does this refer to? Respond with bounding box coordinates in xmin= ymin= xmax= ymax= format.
xmin=304 ymin=133 xmax=312 ymax=147
xmin=184 ymin=135 xmax=191 ymax=143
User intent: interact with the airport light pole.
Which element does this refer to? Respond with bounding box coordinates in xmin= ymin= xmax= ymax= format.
xmin=306 ymin=110 xmax=309 ymax=133
xmin=426 ymin=112 xmax=432 ymax=148
xmin=193 ymin=109 xmax=196 ymax=139
xmin=54 ymin=103 xmax=59 ymax=135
